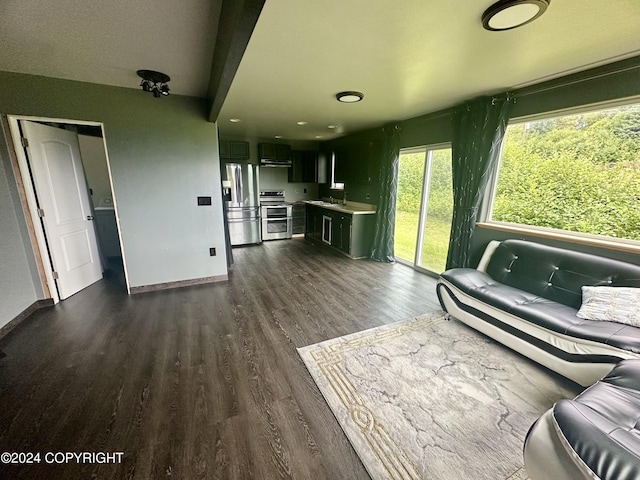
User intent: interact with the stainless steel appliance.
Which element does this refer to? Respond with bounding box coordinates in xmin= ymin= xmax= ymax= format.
xmin=223 ymin=163 xmax=261 ymax=246
xmin=260 ymin=191 xmax=293 ymax=241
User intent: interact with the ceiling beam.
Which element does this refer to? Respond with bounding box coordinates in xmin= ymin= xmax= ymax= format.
xmin=207 ymin=0 xmax=266 ymax=123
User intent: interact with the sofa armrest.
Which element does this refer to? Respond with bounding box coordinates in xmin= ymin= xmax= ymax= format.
xmin=476 ymin=240 xmax=501 ymax=272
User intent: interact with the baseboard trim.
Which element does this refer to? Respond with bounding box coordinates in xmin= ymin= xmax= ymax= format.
xmin=0 ymin=299 xmax=54 ymax=340
xmin=130 ymin=274 xmax=228 ymax=294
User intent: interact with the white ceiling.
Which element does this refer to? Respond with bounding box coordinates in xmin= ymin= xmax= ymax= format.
xmin=0 ymin=0 xmax=218 ymax=97
xmin=218 ymin=0 xmax=640 ymax=140
xmin=1 ymin=0 xmax=640 ymax=142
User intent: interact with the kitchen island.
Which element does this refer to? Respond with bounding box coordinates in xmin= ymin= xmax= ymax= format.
xmin=304 ymin=200 xmax=376 ymax=258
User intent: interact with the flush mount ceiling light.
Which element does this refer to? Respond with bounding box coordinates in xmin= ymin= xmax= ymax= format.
xmin=137 ymin=70 xmax=170 ymax=97
xmin=229 ymin=118 xmax=242 ymax=123
xmin=482 ymin=0 xmax=549 ymax=31
xmin=336 ymin=91 xmax=364 ymax=103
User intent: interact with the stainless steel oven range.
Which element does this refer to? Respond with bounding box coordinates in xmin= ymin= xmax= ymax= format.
xmin=259 ymin=191 xmax=293 ymax=241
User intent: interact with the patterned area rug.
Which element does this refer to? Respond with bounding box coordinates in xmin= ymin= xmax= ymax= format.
xmin=298 ymin=311 xmax=581 ymax=480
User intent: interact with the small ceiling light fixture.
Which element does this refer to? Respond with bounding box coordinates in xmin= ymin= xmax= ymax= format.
xmin=297 ymin=121 xmax=308 ymax=126
xmin=482 ymin=0 xmax=549 ymax=31
xmin=336 ymin=91 xmax=364 ymax=103
xmin=275 ymin=135 xmax=283 ymax=139
xmin=229 ymin=118 xmax=242 ymax=123
xmin=327 ymin=125 xmax=338 ymax=129
xmin=137 ymin=70 xmax=171 ymax=97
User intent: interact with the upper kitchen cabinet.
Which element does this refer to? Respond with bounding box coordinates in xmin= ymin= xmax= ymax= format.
xmin=333 ymin=146 xmax=351 ymax=184
xmin=258 ymin=143 xmax=291 ymax=162
xmin=334 ymin=140 xmax=379 ymax=185
xmin=288 ymin=150 xmax=317 ymax=183
xmin=219 ymin=140 xmax=250 ymax=160
xmin=360 ymin=139 xmax=380 ymax=185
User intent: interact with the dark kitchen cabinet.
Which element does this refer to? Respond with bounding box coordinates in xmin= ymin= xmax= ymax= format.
xmin=350 ymin=212 xmax=375 ymax=258
xmin=219 ymin=140 xmax=250 ymax=160
xmin=333 ymin=146 xmax=350 ymax=184
xmin=289 ymin=150 xmax=318 ymax=183
xmin=259 ymin=143 xmax=291 ymax=162
xmin=292 ymin=203 xmax=306 ymax=235
xmin=358 ymin=140 xmax=380 ymax=185
xmin=333 ymin=213 xmax=351 ymax=254
xmin=333 ymin=140 xmax=379 ymax=185
xmin=305 ymin=204 xmax=322 ymax=240
xmin=305 ymin=204 xmax=374 ymax=258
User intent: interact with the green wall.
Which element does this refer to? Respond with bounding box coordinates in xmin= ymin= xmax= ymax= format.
xmin=0 ymin=72 xmax=227 ymax=320
xmin=324 ymin=55 xmax=640 ymax=265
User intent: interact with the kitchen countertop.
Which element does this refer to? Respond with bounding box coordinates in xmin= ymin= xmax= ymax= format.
xmin=304 ymin=199 xmax=376 ymax=215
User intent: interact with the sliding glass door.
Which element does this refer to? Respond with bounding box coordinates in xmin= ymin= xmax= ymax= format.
xmin=394 ymin=146 xmax=453 ymax=274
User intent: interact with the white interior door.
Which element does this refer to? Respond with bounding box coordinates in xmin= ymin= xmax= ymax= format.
xmin=21 ymin=120 xmax=103 ymax=299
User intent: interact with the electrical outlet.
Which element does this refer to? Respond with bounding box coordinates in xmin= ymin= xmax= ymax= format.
xmin=209 ymin=247 xmax=216 ymax=256
xmin=365 ymin=192 xmax=371 ymax=200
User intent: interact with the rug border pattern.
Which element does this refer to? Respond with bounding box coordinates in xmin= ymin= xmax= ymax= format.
xmin=299 ymin=312 xmax=529 ymax=480
xmin=305 ymin=315 xmax=439 ymax=480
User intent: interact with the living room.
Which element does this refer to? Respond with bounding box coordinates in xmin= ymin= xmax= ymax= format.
xmin=1 ymin=1 xmax=640 ymax=479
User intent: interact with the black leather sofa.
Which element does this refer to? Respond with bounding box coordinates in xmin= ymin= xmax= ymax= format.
xmin=524 ymin=359 xmax=640 ymax=479
xmin=436 ymin=239 xmax=640 ymax=386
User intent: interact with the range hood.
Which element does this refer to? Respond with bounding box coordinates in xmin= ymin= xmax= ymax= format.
xmin=260 ymin=158 xmax=292 ymax=167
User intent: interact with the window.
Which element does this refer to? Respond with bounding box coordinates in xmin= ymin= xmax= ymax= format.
xmin=487 ymin=102 xmax=640 ymax=244
xmin=330 ymin=152 xmax=344 ymax=190
xmin=395 ymin=146 xmax=453 ymax=274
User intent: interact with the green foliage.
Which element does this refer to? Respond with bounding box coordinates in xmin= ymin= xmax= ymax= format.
xmin=493 ymin=105 xmax=640 ymax=240
xmin=396 ymin=152 xmax=425 ymax=214
xmin=395 ymin=149 xmax=453 ymax=272
xmin=396 ymin=150 xmax=453 ymax=220
xmin=394 ymin=104 xmax=640 ymax=266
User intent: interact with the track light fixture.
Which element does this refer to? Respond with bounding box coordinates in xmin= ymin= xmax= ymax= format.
xmin=137 ymin=70 xmax=171 ymax=97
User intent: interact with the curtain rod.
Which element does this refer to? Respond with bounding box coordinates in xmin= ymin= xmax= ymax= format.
xmin=513 ymin=60 xmax=640 ymax=100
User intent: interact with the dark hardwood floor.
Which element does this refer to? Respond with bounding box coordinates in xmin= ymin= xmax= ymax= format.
xmin=0 ymin=238 xmax=441 ymax=479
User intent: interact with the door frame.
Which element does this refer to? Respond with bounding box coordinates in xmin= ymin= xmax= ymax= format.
xmin=5 ymin=114 xmax=130 ymax=302
xmin=395 ymin=142 xmax=452 ymax=277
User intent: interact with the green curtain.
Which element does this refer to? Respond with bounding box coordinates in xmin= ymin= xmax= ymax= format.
xmin=445 ymin=95 xmax=512 ymax=269
xmin=370 ymin=123 xmax=401 ymax=262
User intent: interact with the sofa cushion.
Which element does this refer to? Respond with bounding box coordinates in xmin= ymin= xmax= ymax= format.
xmin=484 ymin=240 xmax=640 ymax=309
xmin=441 ymin=268 xmax=640 ymax=354
xmin=577 ymin=286 xmax=640 ymax=326
xmin=440 ymin=268 xmax=540 ymax=311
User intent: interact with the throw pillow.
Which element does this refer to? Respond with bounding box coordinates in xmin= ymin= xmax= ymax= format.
xmin=576 ymin=286 xmax=640 ymax=326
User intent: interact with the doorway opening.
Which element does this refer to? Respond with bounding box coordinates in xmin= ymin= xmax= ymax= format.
xmin=5 ymin=115 xmax=128 ymax=303
xmin=394 ymin=145 xmax=453 ymax=275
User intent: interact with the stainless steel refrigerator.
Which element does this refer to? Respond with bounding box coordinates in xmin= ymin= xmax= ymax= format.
xmin=223 ymin=163 xmax=261 ymax=246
